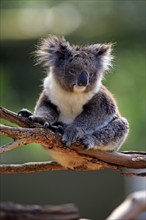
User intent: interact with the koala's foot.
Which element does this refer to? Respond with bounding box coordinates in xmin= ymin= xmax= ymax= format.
xmin=18 ymin=108 xmax=33 ymax=118
xmin=62 ymin=125 xmax=85 ymax=147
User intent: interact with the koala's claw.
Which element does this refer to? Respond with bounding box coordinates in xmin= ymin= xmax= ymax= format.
xmin=62 ymin=139 xmax=71 ymax=148
xmin=80 ymin=134 xmax=96 ymax=150
xmin=28 ymin=115 xmax=46 ymax=125
xmin=44 ymin=122 xmax=50 ymax=128
xmin=62 ymin=134 xmax=75 ymax=147
xmin=49 ymin=125 xmax=64 ymax=134
xmin=62 ymin=135 xmax=72 ymax=147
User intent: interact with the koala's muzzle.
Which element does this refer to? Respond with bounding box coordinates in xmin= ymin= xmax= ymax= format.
xmin=77 ymin=71 xmax=88 ymax=87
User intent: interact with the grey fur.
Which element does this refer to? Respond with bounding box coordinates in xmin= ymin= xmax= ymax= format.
xmin=32 ymin=35 xmax=129 ymax=151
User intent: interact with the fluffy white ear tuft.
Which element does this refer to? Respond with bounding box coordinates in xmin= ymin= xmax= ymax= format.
xmin=87 ymin=43 xmax=114 ymax=71
xmin=35 ymin=35 xmax=71 ymax=67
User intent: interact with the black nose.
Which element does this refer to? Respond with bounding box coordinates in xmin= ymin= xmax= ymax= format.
xmin=77 ymin=71 xmax=88 ymax=87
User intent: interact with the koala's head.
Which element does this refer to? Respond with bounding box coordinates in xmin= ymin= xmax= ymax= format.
xmin=36 ymin=35 xmax=113 ymax=93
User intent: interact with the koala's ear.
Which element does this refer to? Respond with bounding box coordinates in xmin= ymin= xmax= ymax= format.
xmin=93 ymin=43 xmax=112 ymax=56
xmin=87 ymin=43 xmax=114 ymax=71
xmin=35 ymin=35 xmax=71 ymax=67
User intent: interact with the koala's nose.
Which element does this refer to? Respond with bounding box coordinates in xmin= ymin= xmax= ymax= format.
xmin=77 ymin=71 xmax=88 ymax=87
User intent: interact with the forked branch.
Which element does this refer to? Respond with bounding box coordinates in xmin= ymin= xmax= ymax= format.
xmin=0 ymin=107 xmax=146 ymax=175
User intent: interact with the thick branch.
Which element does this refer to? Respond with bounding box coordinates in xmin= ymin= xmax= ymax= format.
xmin=0 ymin=106 xmax=41 ymax=128
xmin=106 ymin=191 xmax=146 ymax=220
xmin=0 ymin=124 xmax=145 ymax=170
xmin=0 ymin=107 xmax=146 ymax=174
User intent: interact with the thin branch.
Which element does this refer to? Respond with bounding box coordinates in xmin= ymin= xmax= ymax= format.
xmin=106 ymin=191 xmax=146 ymax=220
xmin=0 ymin=139 xmax=26 ymax=154
xmin=0 ymin=161 xmax=65 ymax=174
xmin=1 ymin=162 xmax=146 ymax=175
xmin=0 ymin=124 xmax=47 ymax=141
xmin=121 ymin=172 xmax=146 ymax=177
xmin=121 ymin=151 xmax=146 ymax=155
xmin=0 ymin=107 xmax=146 ymax=174
xmin=0 ymin=202 xmax=80 ymax=220
xmin=79 ymin=149 xmax=146 ymax=169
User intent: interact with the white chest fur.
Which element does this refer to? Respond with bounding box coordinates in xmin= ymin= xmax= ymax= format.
xmin=44 ymin=72 xmax=98 ymax=124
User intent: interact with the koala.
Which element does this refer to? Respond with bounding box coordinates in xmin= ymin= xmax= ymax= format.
xmin=19 ymin=35 xmax=129 ymax=167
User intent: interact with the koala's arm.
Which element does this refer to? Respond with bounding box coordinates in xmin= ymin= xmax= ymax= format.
xmin=62 ymin=87 xmax=118 ymax=145
xmin=32 ymin=91 xmax=59 ymax=126
xmin=76 ymin=89 xmax=117 ymax=131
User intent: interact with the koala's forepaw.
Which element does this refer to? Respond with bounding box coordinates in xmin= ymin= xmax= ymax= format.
xmin=28 ymin=116 xmax=51 ymax=128
xmin=18 ymin=110 xmax=47 ymax=126
xmin=62 ymin=126 xmax=84 ymax=147
xmin=18 ymin=108 xmax=32 ymax=118
xmin=80 ymin=134 xmax=97 ymax=150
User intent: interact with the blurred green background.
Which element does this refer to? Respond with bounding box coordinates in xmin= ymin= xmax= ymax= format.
xmin=0 ymin=0 xmax=145 ymax=219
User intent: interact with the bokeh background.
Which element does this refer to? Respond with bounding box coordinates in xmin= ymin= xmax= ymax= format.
xmin=0 ymin=0 xmax=145 ymax=219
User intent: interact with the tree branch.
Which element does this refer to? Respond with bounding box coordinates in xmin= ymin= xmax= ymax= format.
xmin=106 ymin=191 xmax=146 ymax=220
xmin=0 ymin=161 xmax=65 ymax=174
xmin=0 ymin=203 xmax=81 ymax=220
xmin=0 ymin=106 xmax=41 ymax=128
xmin=0 ymin=139 xmax=27 ymax=154
xmin=0 ymin=107 xmax=146 ymax=175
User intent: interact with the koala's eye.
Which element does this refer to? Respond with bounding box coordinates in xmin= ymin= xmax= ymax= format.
xmin=90 ymin=73 xmax=94 ymax=77
xmin=69 ymin=69 xmax=76 ymax=74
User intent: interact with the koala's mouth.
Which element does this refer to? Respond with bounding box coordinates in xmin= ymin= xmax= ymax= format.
xmin=73 ymin=84 xmax=86 ymax=93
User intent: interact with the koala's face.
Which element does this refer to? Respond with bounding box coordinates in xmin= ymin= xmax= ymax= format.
xmin=36 ymin=36 xmax=113 ymax=93
xmin=53 ymin=49 xmax=103 ymax=93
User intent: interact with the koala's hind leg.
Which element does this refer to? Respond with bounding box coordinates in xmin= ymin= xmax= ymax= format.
xmin=81 ymin=117 xmax=129 ymax=151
